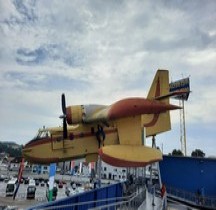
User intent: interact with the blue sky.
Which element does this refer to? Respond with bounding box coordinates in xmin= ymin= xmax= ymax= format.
xmin=0 ymin=0 xmax=216 ymax=157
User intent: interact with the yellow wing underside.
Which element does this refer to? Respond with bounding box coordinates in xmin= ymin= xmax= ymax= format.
xmin=115 ymin=115 xmax=143 ymax=145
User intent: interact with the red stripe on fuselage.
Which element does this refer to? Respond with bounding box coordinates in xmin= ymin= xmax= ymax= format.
xmin=24 ymin=128 xmax=117 ymax=148
xmin=23 ymin=154 xmax=59 ymax=164
xmin=24 ymin=137 xmax=51 ymax=148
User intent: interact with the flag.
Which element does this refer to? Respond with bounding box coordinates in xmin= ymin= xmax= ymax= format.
xmin=13 ymin=158 xmax=25 ymax=200
xmin=48 ymin=163 xmax=56 ymax=201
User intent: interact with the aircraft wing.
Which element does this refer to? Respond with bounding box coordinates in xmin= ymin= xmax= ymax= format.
xmin=66 ymin=97 xmax=179 ymax=125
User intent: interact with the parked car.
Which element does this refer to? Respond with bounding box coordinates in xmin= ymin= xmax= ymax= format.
xmin=35 ymin=179 xmax=40 ymax=186
xmin=6 ymin=179 xmax=18 ymax=196
xmin=27 ymin=185 xmax=36 ymax=199
xmin=24 ymin=178 xmax=29 ymax=184
xmin=40 ymin=181 xmax=45 ymax=187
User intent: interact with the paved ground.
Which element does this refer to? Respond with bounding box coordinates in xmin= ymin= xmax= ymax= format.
xmin=0 ymin=196 xmax=40 ymax=209
xmin=0 ymin=168 xmax=120 ymax=210
xmin=0 ymin=180 xmax=71 ymax=209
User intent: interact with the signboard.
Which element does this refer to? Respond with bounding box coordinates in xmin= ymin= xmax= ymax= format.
xmin=169 ymin=77 xmax=190 ymax=101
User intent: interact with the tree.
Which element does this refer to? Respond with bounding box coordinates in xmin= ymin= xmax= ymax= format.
xmin=171 ymin=149 xmax=184 ymax=156
xmin=191 ymin=149 xmax=205 ymax=157
xmin=0 ymin=142 xmax=22 ymax=157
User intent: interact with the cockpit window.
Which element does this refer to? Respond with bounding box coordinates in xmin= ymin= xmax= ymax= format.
xmin=34 ymin=130 xmax=51 ymax=139
xmin=25 ymin=129 xmax=51 ymax=146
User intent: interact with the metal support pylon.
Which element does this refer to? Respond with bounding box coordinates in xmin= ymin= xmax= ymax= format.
xmin=179 ymin=99 xmax=187 ymax=156
xmin=151 ymin=136 xmax=162 ymax=188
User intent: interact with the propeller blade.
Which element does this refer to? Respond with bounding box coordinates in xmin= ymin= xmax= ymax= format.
xmin=63 ymin=118 xmax=68 ymax=139
xmin=61 ymin=93 xmax=66 ymax=115
xmin=61 ymin=93 xmax=68 ymax=140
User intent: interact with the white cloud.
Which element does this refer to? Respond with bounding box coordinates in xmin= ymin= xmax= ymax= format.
xmin=0 ymin=0 xmax=216 ymax=156
xmin=186 ymin=49 xmax=216 ymax=68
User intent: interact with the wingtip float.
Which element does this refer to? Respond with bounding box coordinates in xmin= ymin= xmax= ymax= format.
xmin=23 ymin=69 xmax=181 ymax=167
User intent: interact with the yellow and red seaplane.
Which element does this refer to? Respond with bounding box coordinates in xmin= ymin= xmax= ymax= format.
xmin=23 ymin=70 xmax=182 ymax=167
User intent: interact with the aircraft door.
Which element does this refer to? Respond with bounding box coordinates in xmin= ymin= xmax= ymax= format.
xmin=51 ymin=133 xmax=64 ymax=150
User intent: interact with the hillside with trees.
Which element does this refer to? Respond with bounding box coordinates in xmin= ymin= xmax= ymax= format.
xmin=0 ymin=141 xmax=22 ymax=157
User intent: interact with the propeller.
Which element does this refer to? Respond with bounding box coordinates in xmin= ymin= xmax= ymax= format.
xmin=59 ymin=93 xmax=68 ymax=139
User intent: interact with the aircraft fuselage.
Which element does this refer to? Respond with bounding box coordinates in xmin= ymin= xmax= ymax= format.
xmin=23 ymin=125 xmax=118 ymax=164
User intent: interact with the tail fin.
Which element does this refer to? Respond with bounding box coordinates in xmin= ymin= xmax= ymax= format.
xmin=142 ymin=69 xmax=171 ymax=136
xmin=147 ymin=69 xmax=169 ymax=102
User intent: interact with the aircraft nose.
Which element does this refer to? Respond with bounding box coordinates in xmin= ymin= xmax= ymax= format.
xmin=22 ymin=146 xmax=32 ymax=158
xmin=22 ymin=140 xmax=34 ymax=161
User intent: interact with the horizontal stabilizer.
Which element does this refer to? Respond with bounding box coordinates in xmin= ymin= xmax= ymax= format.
xmin=154 ymin=90 xmax=190 ymax=100
xmin=99 ymin=145 xmax=162 ymax=167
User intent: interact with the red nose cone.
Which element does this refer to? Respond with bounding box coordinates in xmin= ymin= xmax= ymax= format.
xmin=163 ymin=103 xmax=181 ymax=111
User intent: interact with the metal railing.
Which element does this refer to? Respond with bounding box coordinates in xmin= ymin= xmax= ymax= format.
xmin=27 ymin=182 xmax=124 ymax=210
xmin=88 ymin=188 xmax=146 ymax=210
xmin=166 ymin=186 xmax=216 ymax=210
xmin=33 ymin=192 xmax=138 ymax=210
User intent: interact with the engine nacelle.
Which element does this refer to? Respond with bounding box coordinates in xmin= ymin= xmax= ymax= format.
xmin=66 ymin=105 xmax=84 ymax=125
xmin=66 ymin=104 xmax=107 ymax=125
